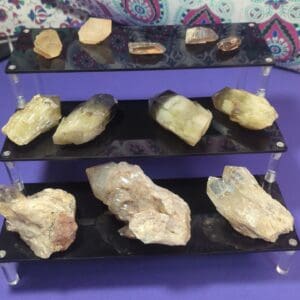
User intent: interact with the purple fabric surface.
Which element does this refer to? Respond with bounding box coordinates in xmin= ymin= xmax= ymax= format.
xmin=0 ymin=60 xmax=300 ymax=299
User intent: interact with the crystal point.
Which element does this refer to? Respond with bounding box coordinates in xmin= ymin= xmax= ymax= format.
xmin=185 ymin=27 xmax=219 ymax=44
xmin=128 ymin=42 xmax=166 ymax=55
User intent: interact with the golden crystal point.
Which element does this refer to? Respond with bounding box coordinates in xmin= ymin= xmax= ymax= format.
xmin=33 ymin=29 xmax=63 ymax=59
xmin=212 ymin=87 xmax=278 ymax=130
xmin=86 ymin=162 xmax=191 ymax=246
xmin=150 ymin=93 xmax=212 ymax=146
xmin=217 ymin=36 xmax=241 ymax=52
xmin=78 ymin=17 xmax=112 ymax=45
xmin=53 ymin=94 xmax=117 ymax=145
xmin=185 ymin=27 xmax=219 ymax=44
xmin=207 ymin=166 xmax=294 ymax=243
xmin=2 ymin=94 xmax=62 ymax=146
xmin=128 ymin=42 xmax=166 ymax=55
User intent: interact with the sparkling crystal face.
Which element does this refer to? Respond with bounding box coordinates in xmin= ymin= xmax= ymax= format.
xmin=217 ymin=36 xmax=242 ymax=52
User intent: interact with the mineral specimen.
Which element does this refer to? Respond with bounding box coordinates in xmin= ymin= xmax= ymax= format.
xmin=78 ymin=17 xmax=112 ymax=45
xmin=33 ymin=29 xmax=63 ymax=59
xmin=128 ymin=42 xmax=166 ymax=55
xmin=212 ymin=87 xmax=278 ymax=130
xmin=0 ymin=186 xmax=78 ymax=259
xmin=53 ymin=94 xmax=117 ymax=145
xmin=149 ymin=91 xmax=212 ymax=146
xmin=2 ymin=94 xmax=62 ymax=146
xmin=185 ymin=27 xmax=219 ymax=44
xmin=86 ymin=162 xmax=191 ymax=246
xmin=207 ymin=166 xmax=294 ymax=242
xmin=217 ymin=36 xmax=241 ymax=52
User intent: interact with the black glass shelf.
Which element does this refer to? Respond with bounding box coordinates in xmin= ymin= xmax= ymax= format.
xmin=6 ymin=23 xmax=273 ymax=74
xmin=0 ymin=177 xmax=298 ymax=262
xmin=0 ymin=98 xmax=286 ymax=162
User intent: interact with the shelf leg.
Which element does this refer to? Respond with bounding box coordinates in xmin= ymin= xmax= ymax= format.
xmin=256 ymin=65 xmax=273 ymax=97
xmin=264 ymin=152 xmax=282 ymax=184
xmin=276 ymin=248 xmax=297 ymax=275
xmin=0 ymin=262 xmax=20 ymax=286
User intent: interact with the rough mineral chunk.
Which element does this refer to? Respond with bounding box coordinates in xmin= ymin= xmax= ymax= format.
xmin=185 ymin=27 xmax=219 ymax=44
xmin=217 ymin=36 xmax=241 ymax=52
xmin=2 ymin=94 xmax=62 ymax=146
xmin=0 ymin=186 xmax=78 ymax=259
xmin=53 ymin=94 xmax=117 ymax=145
xmin=78 ymin=17 xmax=112 ymax=45
xmin=33 ymin=29 xmax=63 ymax=59
xmin=212 ymin=87 xmax=278 ymax=130
xmin=128 ymin=42 xmax=166 ymax=55
xmin=86 ymin=162 xmax=191 ymax=246
xmin=149 ymin=91 xmax=212 ymax=146
xmin=207 ymin=166 xmax=294 ymax=242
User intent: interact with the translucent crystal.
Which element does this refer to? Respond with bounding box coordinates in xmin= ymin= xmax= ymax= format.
xmin=2 ymin=94 xmax=62 ymax=146
xmin=0 ymin=186 xmax=78 ymax=259
xmin=149 ymin=91 xmax=212 ymax=146
xmin=78 ymin=17 xmax=112 ymax=45
xmin=185 ymin=27 xmax=219 ymax=44
xmin=128 ymin=42 xmax=166 ymax=55
xmin=86 ymin=162 xmax=191 ymax=246
xmin=212 ymin=87 xmax=278 ymax=130
xmin=53 ymin=94 xmax=117 ymax=145
xmin=207 ymin=166 xmax=294 ymax=242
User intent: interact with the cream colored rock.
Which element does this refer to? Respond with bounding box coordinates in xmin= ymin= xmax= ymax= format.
xmin=212 ymin=87 xmax=278 ymax=130
xmin=0 ymin=186 xmax=78 ymax=259
xmin=53 ymin=94 xmax=117 ymax=145
xmin=33 ymin=29 xmax=63 ymax=59
xmin=86 ymin=162 xmax=191 ymax=246
xmin=128 ymin=42 xmax=166 ymax=55
xmin=150 ymin=93 xmax=212 ymax=146
xmin=78 ymin=17 xmax=112 ymax=45
xmin=2 ymin=94 xmax=62 ymax=146
xmin=207 ymin=166 xmax=294 ymax=242
xmin=185 ymin=27 xmax=219 ymax=44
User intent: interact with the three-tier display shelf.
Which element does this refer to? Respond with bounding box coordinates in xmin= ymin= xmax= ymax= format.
xmin=0 ymin=22 xmax=299 ymax=286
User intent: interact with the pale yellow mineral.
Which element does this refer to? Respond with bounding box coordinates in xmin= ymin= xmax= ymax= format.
xmin=53 ymin=94 xmax=117 ymax=145
xmin=150 ymin=93 xmax=212 ymax=146
xmin=78 ymin=17 xmax=112 ymax=45
xmin=33 ymin=29 xmax=63 ymax=59
xmin=128 ymin=42 xmax=166 ymax=55
xmin=2 ymin=94 xmax=62 ymax=146
xmin=207 ymin=166 xmax=294 ymax=242
xmin=212 ymin=87 xmax=278 ymax=130
xmin=185 ymin=27 xmax=219 ymax=44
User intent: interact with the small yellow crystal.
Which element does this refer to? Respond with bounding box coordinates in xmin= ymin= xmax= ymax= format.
xmin=2 ymin=94 xmax=62 ymax=146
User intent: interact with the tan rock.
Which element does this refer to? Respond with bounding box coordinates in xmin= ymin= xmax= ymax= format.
xmin=150 ymin=92 xmax=212 ymax=146
xmin=217 ymin=36 xmax=241 ymax=52
xmin=2 ymin=94 xmax=62 ymax=146
xmin=78 ymin=17 xmax=112 ymax=45
xmin=86 ymin=162 xmax=191 ymax=246
xmin=185 ymin=27 xmax=219 ymax=44
xmin=53 ymin=94 xmax=117 ymax=145
xmin=128 ymin=42 xmax=166 ymax=55
xmin=33 ymin=29 xmax=63 ymax=59
xmin=0 ymin=186 xmax=78 ymax=259
xmin=212 ymin=87 xmax=278 ymax=130
xmin=207 ymin=166 xmax=294 ymax=242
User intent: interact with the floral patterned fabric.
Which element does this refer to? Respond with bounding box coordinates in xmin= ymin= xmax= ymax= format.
xmin=0 ymin=0 xmax=300 ymax=62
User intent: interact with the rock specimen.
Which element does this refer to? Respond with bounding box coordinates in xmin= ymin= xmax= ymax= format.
xmin=128 ymin=42 xmax=166 ymax=55
xmin=78 ymin=17 xmax=112 ymax=45
xmin=212 ymin=87 xmax=278 ymax=130
xmin=217 ymin=36 xmax=241 ymax=52
xmin=33 ymin=29 xmax=63 ymax=59
xmin=149 ymin=91 xmax=212 ymax=146
xmin=207 ymin=166 xmax=294 ymax=242
xmin=53 ymin=94 xmax=117 ymax=145
xmin=2 ymin=94 xmax=62 ymax=146
xmin=185 ymin=27 xmax=219 ymax=44
xmin=86 ymin=162 xmax=191 ymax=246
xmin=0 ymin=186 xmax=78 ymax=259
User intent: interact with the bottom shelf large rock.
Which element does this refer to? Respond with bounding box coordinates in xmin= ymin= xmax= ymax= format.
xmin=207 ymin=166 xmax=294 ymax=242
xmin=86 ymin=162 xmax=191 ymax=246
xmin=0 ymin=187 xmax=78 ymax=259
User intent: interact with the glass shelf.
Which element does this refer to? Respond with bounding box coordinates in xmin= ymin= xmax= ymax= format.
xmin=0 ymin=177 xmax=298 ymax=262
xmin=6 ymin=23 xmax=273 ymax=74
xmin=0 ymin=98 xmax=287 ymax=162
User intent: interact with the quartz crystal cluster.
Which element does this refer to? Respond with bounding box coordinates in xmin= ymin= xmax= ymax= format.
xmin=207 ymin=166 xmax=294 ymax=242
xmin=2 ymin=94 xmax=62 ymax=145
xmin=53 ymin=94 xmax=117 ymax=145
xmin=212 ymin=87 xmax=278 ymax=130
xmin=0 ymin=186 xmax=78 ymax=258
xmin=86 ymin=162 xmax=191 ymax=246
xmin=149 ymin=92 xmax=212 ymax=146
